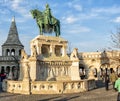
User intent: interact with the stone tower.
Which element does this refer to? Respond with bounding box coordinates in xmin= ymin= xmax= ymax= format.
xmin=0 ymin=17 xmax=24 ymax=80
xmin=2 ymin=17 xmax=24 ymax=56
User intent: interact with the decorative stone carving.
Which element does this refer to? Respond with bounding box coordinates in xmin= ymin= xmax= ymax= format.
xmin=70 ymin=48 xmax=79 ymax=60
xmin=23 ymin=62 xmax=30 ymax=81
xmin=31 ymin=45 xmax=37 ymax=57
xmin=21 ymin=49 xmax=28 ymax=59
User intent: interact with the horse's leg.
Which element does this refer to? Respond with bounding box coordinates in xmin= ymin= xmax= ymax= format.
xmin=39 ymin=23 xmax=43 ymax=35
xmin=40 ymin=23 xmax=43 ymax=35
xmin=58 ymin=22 xmax=60 ymax=36
xmin=55 ymin=24 xmax=60 ymax=37
xmin=39 ymin=25 xmax=41 ymax=35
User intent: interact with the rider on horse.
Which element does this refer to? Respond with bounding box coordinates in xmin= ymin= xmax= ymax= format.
xmin=43 ymin=4 xmax=52 ymax=25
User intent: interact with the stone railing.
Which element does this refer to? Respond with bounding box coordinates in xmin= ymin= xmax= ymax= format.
xmin=0 ymin=56 xmax=20 ymax=61
xmin=2 ymin=80 xmax=23 ymax=94
xmin=31 ymin=79 xmax=96 ymax=94
xmin=2 ymin=79 xmax=96 ymax=95
xmin=79 ymin=51 xmax=120 ymax=59
xmin=87 ymin=79 xmax=96 ymax=90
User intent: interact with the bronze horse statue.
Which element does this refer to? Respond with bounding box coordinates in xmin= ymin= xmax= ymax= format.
xmin=30 ymin=4 xmax=60 ymax=37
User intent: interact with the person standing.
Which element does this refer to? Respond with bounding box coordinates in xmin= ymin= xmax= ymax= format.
xmin=110 ymin=70 xmax=118 ymax=90
xmin=105 ymin=74 xmax=109 ymax=91
xmin=115 ymin=73 xmax=120 ymax=101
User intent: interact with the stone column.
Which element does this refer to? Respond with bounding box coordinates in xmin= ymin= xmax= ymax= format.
xmin=50 ymin=45 xmax=55 ymax=56
xmin=36 ymin=41 xmax=42 ymax=55
xmin=62 ymin=45 xmax=67 ymax=57
xmin=70 ymin=61 xmax=81 ymax=80
xmin=18 ymin=62 xmax=24 ymax=80
xmin=39 ymin=44 xmax=42 ymax=54
xmin=29 ymin=58 xmax=37 ymax=81
xmin=23 ymin=62 xmax=30 ymax=81
xmin=8 ymin=67 xmax=13 ymax=80
xmin=22 ymin=62 xmax=31 ymax=95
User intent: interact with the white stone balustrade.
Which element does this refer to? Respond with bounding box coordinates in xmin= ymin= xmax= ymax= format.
xmin=2 ymin=79 xmax=96 ymax=94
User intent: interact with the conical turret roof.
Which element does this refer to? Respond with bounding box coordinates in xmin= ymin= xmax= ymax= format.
xmin=2 ymin=17 xmax=23 ymax=46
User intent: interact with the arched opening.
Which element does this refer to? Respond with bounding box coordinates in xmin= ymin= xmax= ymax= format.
xmin=110 ymin=68 xmax=113 ymax=73
xmin=1 ymin=66 xmax=5 ymax=74
xmin=100 ymin=63 xmax=110 ymax=80
xmin=12 ymin=66 xmax=17 ymax=79
xmin=6 ymin=66 xmax=10 ymax=78
xmin=41 ymin=45 xmax=50 ymax=57
xmin=19 ymin=49 xmax=21 ymax=56
xmin=11 ymin=49 xmax=15 ymax=56
xmin=88 ymin=66 xmax=98 ymax=78
xmin=116 ymin=65 xmax=120 ymax=75
xmin=0 ymin=66 xmax=6 ymax=81
xmin=55 ymin=45 xmax=62 ymax=56
xmin=6 ymin=49 xmax=10 ymax=56
xmin=93 ymin=68 xmax=97 ymax=77
xmin=79 ymin=64 xmax=85 ymax=79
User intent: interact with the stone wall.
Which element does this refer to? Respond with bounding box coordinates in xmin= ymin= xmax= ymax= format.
xmin=2 ymin=79 xmax=95 ymax=95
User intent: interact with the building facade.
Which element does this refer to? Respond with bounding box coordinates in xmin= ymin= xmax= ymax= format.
xmin=0 ymin=17 xmax=24 ymax=80
xmin=78 ymin=51 xmax=120 ymax=80
xmin=0 ymin=17 xmax=120 ymax=82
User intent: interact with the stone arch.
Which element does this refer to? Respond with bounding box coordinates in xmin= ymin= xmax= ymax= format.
xmin=88 ymin=65 xmax=97 ymax=78
xmin=79 ymin=64 xmax=85 ymax=79
xmin=55 ymin=45 xmax=62 ymax=56
xmin=19 ymin=49 xmax=21 ymax=56
xmin=88 ymin=65 xmax=95 ymax=79
xmin=11 ymin=49 xmax=15 ymax=56
xmin=1 ymin=66 xmax=5 ymax=74
xmin=6 ymin=49 xmax=10 ymax=56
xmin=41 ymin=45 xmax=50 ymax=57
xmin=100 ymin=63 xmax=110 ymax=76
xmin=93 ymin=68 xmax=97 ymax=77
xmin=12 ymin=66 xmax=17 ymax=79
xmin=116 ymin=65 xmax=120 ymax=75
xmin=6 ymin=66 xmax=10 ymax=77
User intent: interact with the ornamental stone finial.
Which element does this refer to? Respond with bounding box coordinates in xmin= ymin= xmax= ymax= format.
xmin=12 ymin=16 xmax=15 ymax=22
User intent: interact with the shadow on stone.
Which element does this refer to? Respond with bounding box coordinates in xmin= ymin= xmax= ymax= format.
xmin=38 ymin=96 xmax=61 ymax=101
xmin=96 ymin=80 xmax=105 ymax=88
xmin=0 ymin=94 xmax=21 ymax=98
xmin=54 ymin=95 xmax=80 ymax=101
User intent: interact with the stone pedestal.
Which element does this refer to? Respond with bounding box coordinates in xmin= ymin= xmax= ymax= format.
xmin=22 ymin=81 xmax=30 ymax=95
xmin=28 ymin=57 xmax=37 ymax=81
xmin=70 ymin=61 xmax=81 ymax=80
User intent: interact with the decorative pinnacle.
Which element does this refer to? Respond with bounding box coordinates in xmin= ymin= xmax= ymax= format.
xmin=12 ymin=16 xmax=15 ymax=22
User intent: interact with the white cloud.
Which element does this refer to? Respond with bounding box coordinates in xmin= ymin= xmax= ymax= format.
xmin=113 ymin=17 xmax=120 ymax=23
xmin=91 ymin=6 xmax=120 ymax=14
xmin=62 ymin=24 xmax=91 ymax=34
xmin=11 ymin=0 xmax=22 ymax=9
xmin=73 ymin=4 xmax=82 ymax=11
xmin=66 ymin=1 xmax=83 ymax=12
xmin=65 ymin=16 xmax=78 ymax=24
xmin=2 ymin=0 xmax=31 ymax=20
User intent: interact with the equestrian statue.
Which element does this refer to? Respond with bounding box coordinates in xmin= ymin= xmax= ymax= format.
xmin=30 ymin=4 xmax=60 ymax=37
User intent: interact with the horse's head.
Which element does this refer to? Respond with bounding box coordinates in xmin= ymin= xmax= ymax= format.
xmin=30 ymin=9 xmax=38 ymax=19
xmin=30 ymin=9 xmax=43 ymax=19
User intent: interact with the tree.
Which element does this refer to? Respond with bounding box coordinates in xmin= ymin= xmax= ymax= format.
xmin=111 ymin=27 xmax=120 ymax=49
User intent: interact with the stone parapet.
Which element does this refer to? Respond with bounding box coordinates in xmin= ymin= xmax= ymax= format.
xmin=2 ymin=79 xmax=96 ymax=95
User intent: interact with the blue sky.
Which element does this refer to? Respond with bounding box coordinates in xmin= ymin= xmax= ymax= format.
xmin=0 ymin=0 xmax=120 ymax=55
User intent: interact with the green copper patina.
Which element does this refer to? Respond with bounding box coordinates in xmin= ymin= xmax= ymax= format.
xmin=31 ymin=4 xmax=60 ymax=37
